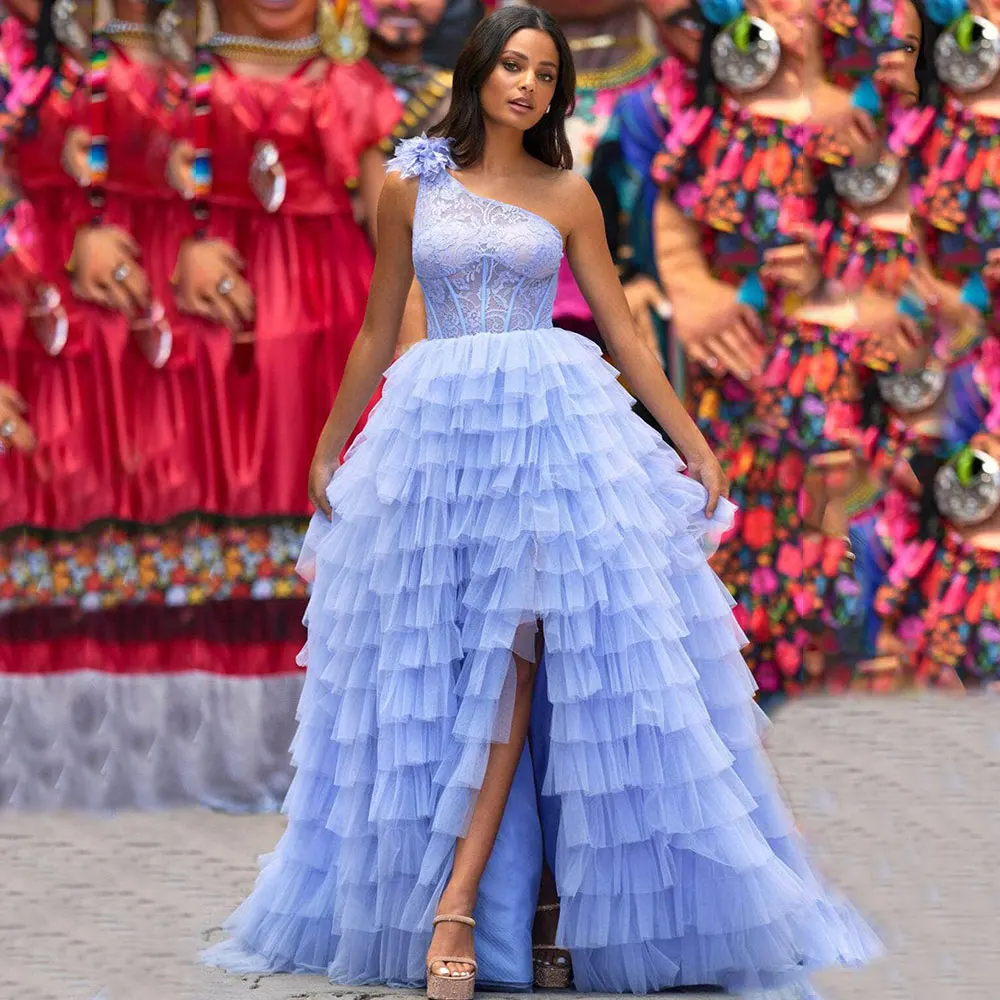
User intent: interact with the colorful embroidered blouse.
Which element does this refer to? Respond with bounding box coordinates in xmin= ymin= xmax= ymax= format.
xmin=653 ymin=98 xmax=813 ymax=293
xmin=906 ymin=99 xmax=1000 ymax=286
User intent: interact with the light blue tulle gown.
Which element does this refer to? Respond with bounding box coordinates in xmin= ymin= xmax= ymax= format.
xmin=201 ymin=136 xmax=882 ymax=996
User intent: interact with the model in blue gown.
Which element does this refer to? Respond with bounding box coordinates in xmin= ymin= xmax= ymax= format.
xmin=201 ymin=135 xmax=882 ymax=997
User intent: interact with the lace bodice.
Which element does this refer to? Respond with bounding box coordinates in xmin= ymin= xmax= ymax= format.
xmin=388 ymin=135 xmax=564 ymax=339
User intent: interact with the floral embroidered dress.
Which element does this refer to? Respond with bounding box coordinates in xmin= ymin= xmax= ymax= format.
xmin=654 ymin=100 xmax=866 ymax=700
xmin=845 ymin=100 xmax=1000 ymax=690
xmin=866 ymin=368 xmax=1000 ymax=690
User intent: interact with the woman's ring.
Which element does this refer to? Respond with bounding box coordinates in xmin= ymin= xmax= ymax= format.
xmin=218 ymin=276 xmax=234 ymax=296
xmin=0 ymin=418 xmax=15 ymax=438
xmin=113 ymin=263 xmax=130 ymax=283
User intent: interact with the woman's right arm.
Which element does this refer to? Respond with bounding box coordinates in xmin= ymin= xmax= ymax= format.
xmin=307 ymin=171 xmax=418 ymax=516
xmin=653 ymin=191 xmax=765 ymax=379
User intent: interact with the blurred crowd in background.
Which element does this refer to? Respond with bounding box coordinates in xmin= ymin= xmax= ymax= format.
xmin=0 ymin=0 xmax=998 ymax=812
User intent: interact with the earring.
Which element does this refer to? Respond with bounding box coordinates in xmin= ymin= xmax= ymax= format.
xmin=546 ymin=104 xmax=551 ymax=113
xmin=319 ymin=0 xmax=370 ymax=64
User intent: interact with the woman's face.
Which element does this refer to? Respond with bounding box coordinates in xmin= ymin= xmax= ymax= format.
xmin=480 ymin=28 xmax=560 ymax=133
xmin=642 ymin=0 xmax=704 ymax=65
xmin=880 ymin=0 xmax=921 ymax=107
xmin=362 ymin=0 xmax=446 ymax=50
xmin=747 ymin=0 xmax=806 ymax=60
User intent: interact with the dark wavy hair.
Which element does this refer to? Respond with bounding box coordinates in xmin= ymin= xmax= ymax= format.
xmin=911 ymin=0 xmax=944 ymax=109
xmin=33 ymin=0 xmax=61 ymax=71
xmin=694 ymin=22 xmax=722 ymax=109
xmin=429 ymin=4 xmax=576 ymax=170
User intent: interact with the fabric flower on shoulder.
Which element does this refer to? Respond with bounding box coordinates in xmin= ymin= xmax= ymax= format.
xmin=387 ymin=134 xmax=456 ymax=179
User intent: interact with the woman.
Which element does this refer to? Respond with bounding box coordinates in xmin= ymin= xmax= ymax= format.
xmin=838 ymin=0 xmax=1000 ymax=690
xmin=203 ymin=6 xmax=880 ymax=997
xmin=166 ymin=0 xmax=400 ymax=518
xmin=651 ymin=0 xmax=876 ymax=703
xmin=1 ymin=0 xmax=98 ymax=530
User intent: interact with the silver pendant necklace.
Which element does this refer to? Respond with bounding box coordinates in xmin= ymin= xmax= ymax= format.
xmin=831 ymin=153 xmax=902 ymax=208
xmin=935 ymin=449 xmax=1000 ymax=526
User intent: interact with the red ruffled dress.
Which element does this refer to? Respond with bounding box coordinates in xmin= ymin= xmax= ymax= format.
xmin=1 ymin=55 xmax=401 ymax=618
xmin=97 ymin=46 xmax=209 ymax=523
xmin=1 ymin=50 xmax=101 ymax=530
xmin=0 ymin=53 xmax=401 ymax=812
xmin=175 ymin=57 xmax=400 ymax=518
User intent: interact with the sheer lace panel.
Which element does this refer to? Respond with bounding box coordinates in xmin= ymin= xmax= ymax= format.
xmin=413 ymin=170 xmax=564 ymax=339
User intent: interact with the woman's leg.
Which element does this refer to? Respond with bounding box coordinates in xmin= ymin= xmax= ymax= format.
xmin=427 ymin=632 xmax=542 ymax=978
xmin=532 ymin=863 xmax=572 ymax=983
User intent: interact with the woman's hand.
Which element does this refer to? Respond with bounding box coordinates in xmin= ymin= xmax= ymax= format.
xmin=685 ymin=446 xmax=729 ymax=519
xmin=68 ymin=226 xmax=151 ymax=319
xmin=761 ymin=242 xmax=823 ymax=299
xmin=908 ymin=264 xmax=982 ymax=360
xmin=856 ymin=294 xmax=927 ymax=372
xmin=816 ymin=107 xmax=880 ymax=167
xmin=61 ymin=126 xmax=90 ymax=185
xmin=307 ymin=449 xmax=339 ymax=519
xmin=0 ymin=383 xmax=36 ymax=454
xmin=623 ymin=274 xmax=669 ymax=367
xmin=173 ymin=238 xmax=254 ymax=334
xmin=166 ymin=140 xmax=196 ymax=200
xmin=672 ymin=278 xmax=766 ymax=382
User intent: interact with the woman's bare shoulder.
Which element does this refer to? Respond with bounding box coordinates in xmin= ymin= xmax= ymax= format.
xmin=380 ymin=170 xmax=421 ymax=220
xmin=538 ymin=169 xmax=600 ymax=225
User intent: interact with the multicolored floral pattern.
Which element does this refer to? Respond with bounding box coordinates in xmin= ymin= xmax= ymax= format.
xmin=653 ymin=100 xmax=814 ymax=450
xmin=710 ymin=433 xmax=864 ymax=698
xmin=911 ymin=537 xmax=1000 ymax=688
xmin=911 ymin=98 xmax=1000 ymax=287
xmin=655 ymin=97 xmax=872 ymax=697
xmin=824 ymin=210 xmax=918 ymax=296
xmin=0 ymin=517 xmax=310 ymax=612
xmin=819 ymin=0 xmax=897 ymax=87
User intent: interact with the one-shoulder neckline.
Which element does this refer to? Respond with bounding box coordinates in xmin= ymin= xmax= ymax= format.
xmin=442 ymin=169 xmax=566 ymax=249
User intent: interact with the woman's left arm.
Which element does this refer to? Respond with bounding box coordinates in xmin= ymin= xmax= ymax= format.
xmin=357 ymin=145 xmax=388 ymax=244
xmin=564 ymin=175 xmax=728 ymax=515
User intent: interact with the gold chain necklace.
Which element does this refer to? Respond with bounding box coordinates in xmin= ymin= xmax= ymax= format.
xmin=102 ymin=19 xmax=157 ymax=51
xmin=573 ymin=38 xmax=659 ymax=92
xmin=208 ymin=31 xmax=322 ymax=65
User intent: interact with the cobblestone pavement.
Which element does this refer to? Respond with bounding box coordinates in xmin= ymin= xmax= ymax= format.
xmin=2 ymin=695 xmax=997 ymax=1000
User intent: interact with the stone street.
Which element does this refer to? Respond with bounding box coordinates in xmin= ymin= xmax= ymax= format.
xmin=2 ymin=695 xmax=997 ymax=1000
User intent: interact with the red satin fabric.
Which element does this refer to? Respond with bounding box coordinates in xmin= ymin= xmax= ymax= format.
xmin=0 ymin=55 xmax=399 ymax=528
xmin=98 ymin=52 xmax=208 ymax=523
xmin=171 ymin=58 xmax=400 ymax=517
xmin=0 ymin=77 xmax=108 ymax=530
xmin=0 ymin=632 xmax=304 ymax=675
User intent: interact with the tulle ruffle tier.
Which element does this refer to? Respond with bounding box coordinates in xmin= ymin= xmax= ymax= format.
xmin=202 ymin=327 xmax=881 ymax=994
